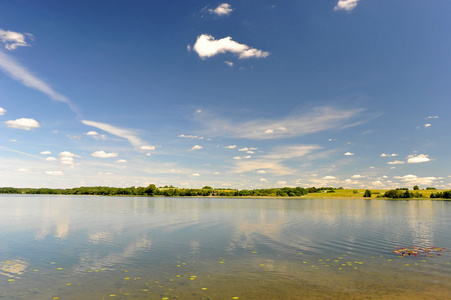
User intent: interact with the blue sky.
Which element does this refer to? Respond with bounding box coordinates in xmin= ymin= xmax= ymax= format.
xmin=1 ymin=0 xmax=450 ymax=189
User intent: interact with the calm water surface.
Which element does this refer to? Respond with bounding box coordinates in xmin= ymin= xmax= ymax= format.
xmin=0 ymin=195 xmax=450 ymax=299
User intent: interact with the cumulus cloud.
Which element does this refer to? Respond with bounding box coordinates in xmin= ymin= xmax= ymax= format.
xmin=192 ymin=34 xmax=270 ymax=60
xmin=91 ymin=151 xmax=119 ymax=158
xmin=387 ymin=160 xmax=405 ymax=165
xmin=59 ymin=151 xmax=81 ymax=158
xmin=192 ymin=173 xmax=200 ymax=177
xmin=45 ymin=157 xmax=58 ymax=161
xmin=40 ymin=150 xmax=52 ymax=155
xmin=334 ymin=0 xmax=360 ymax=12
xmin=190 ymin=145 xmax=203 ymax=150
xmin=395 ymin=174 xmax=437 ymax=185
xmin=0 ymin=107 xmax=6 ymax=115
xmin=225 ymin=145 xmax=236 ymax=149
xmin=352 ymin=174 xmax=365 ymax=178
xmin=424 ymin=124 xmax=431 ymax=128
xmin=0 ymin=50 xmax=78 ymax=113
xmin=277 ymin=181 xmax=287 ymax=185
xmin=344 ymin=152 xmax=354 ymax=156
xmin=116 ymin=159 xmax=127 ymax=163
xmin=256 ymin=170 xmax=266 ymax=174
xmin=407 ymin=154 xmax=430 ymax=164
xmin=86 ymin=131 xmax=98 ymax=136
xmin=60 ymin=157 xmax=76 ymax=165
xmin=224 ymin=61 xmax=233 ymax=67
xmin=45 ymin=171 xmax=63 ymax=176
xmin=197 ymin=106 xmax=365 ymax=140
xmin=322 ymin=176 xmax=336 ymax=180
xmin=209 ymin=3 xmax=233 ymax=16
xmin=0 ymin=29 xmax=33 ymax=51
xmin=5 ymin=118 xmax=40 ymax=130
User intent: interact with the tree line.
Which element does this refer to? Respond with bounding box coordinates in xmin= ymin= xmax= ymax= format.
xmin=0 ymin=185 xmax=353 ymax=197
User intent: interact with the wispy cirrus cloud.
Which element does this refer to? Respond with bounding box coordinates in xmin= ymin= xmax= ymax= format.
xmin=232 ymin=144 xmax=321 ymax=175
xmin=0 ymin=49 xmax=79 ymax=113
xmin=334 ymin=0 xmax=360 ymax=12
xmin=81 ymin=120 xmax=155 ymax=151
xmin=191 ymin=34 xmax=270 ymax=59
xmin=197 ymin=106 xmax=365 ymax=140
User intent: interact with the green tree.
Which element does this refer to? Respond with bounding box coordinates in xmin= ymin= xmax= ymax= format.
xmin=413 ymin=185 xmax=419 ymax=190
xmin=364 ymin=190 xmax=372 ymax=197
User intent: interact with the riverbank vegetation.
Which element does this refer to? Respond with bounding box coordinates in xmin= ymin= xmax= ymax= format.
xmin=0 ymin=185 xmax=450 ymax=199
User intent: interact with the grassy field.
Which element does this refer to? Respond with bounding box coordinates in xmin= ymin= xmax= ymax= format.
xmin=302 ymin=189 xmax=445 ymax=199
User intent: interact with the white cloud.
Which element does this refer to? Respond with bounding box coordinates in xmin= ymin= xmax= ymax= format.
xmin=265 ymin=129 xmax=274 ymax=134
xmin=256 ymin=170 xmax=266 ymax=174
xmin=352 ymin=174 xmax=365 ymax=178
xmin=5 ymin=118 xmax=40 ymax=130
xmin=40 ymin=150 xmax=52 ymax=155
xmin=86 ymin=131 xmax=99 ymax=136
xmin=395 ymin=174 xmax=437 ymax=185
xmin=190 ymin=145 xmax=203 ymax=150
xmin=213 ymin=172 xmax=220 ymax=175
xmin=424 ymin=124 xmax=431 ymax=128
xmin=45 ymin=157 xmax=57 ymax=161
xmin=198 ymin=106 xmax=365 ymax=140
xmin=322 ymin=176 xmax=336 ymax=180
xmin=59 ymin=151 xmax=81 ymax=158
xmin=407 ymin=154 xmax=431 ymax=164
xmin=387 ymin=160 xmax=405 ymax=165
xmin=0 ymin=29 xmax=33 ymax=51
xmin=82 ymin=120 xmax=152 ymax=150
xmin=427 ymin=116 xmax=438 ymax=119
xmin=192 ymin=34 xmax=270 ymax=60
xmin=60 ymin=157 xmax=75 ymax=165
xmin=192 ymin=173 xmax=200 ymax=177
xmin=224 ymin=61 xmax=233 ymax=67
xmin=238 ymin=147 xmax=249 ymax=152
xmin=277 ymin=181 xmax=287 ymax=185
xmin=246 ymin=151 xmax=255 ymax=154
xmin=209 ymin=3 xmax=233 ymax=16
xmin=116 ymin=159 xmax=127 ymax=163
xmin=45 ymin=171 xmax=63 ymax=176
xmin=91 ymin=151 xmax=119 ymax=158
xmin=263 ymin=145 xmax=321 ymax=160
xmin=260 ymin=178 xmax=267 ymax=182
xmin=381 ymin=153 xmax=399 ymax=157
xmin=179 ymin=134 xmax=204 ymax=139
xmin=225 ymin=145 xmax=236 ymax=149
xmin=140 ymin=145 xmax=156 ymax=151
xmin=9 ymin=139 xmax=16 ymax=142
xmin=0 ymin=107 xmax=5 ymax=115
xmin=334 ymin=0 xmax=360 ymax=12
xmin=0 ymin=51 xmax=77 ymax=112
xmin=344 ymin=152 xmax=354 ymax=156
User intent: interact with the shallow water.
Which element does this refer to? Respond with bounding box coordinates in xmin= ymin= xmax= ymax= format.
xmin=0 ymin=195 xmax=450 ymax=299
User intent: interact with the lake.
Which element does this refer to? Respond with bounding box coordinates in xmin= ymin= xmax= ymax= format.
xmin=0 ymin=195 xmax=450 ymax=299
